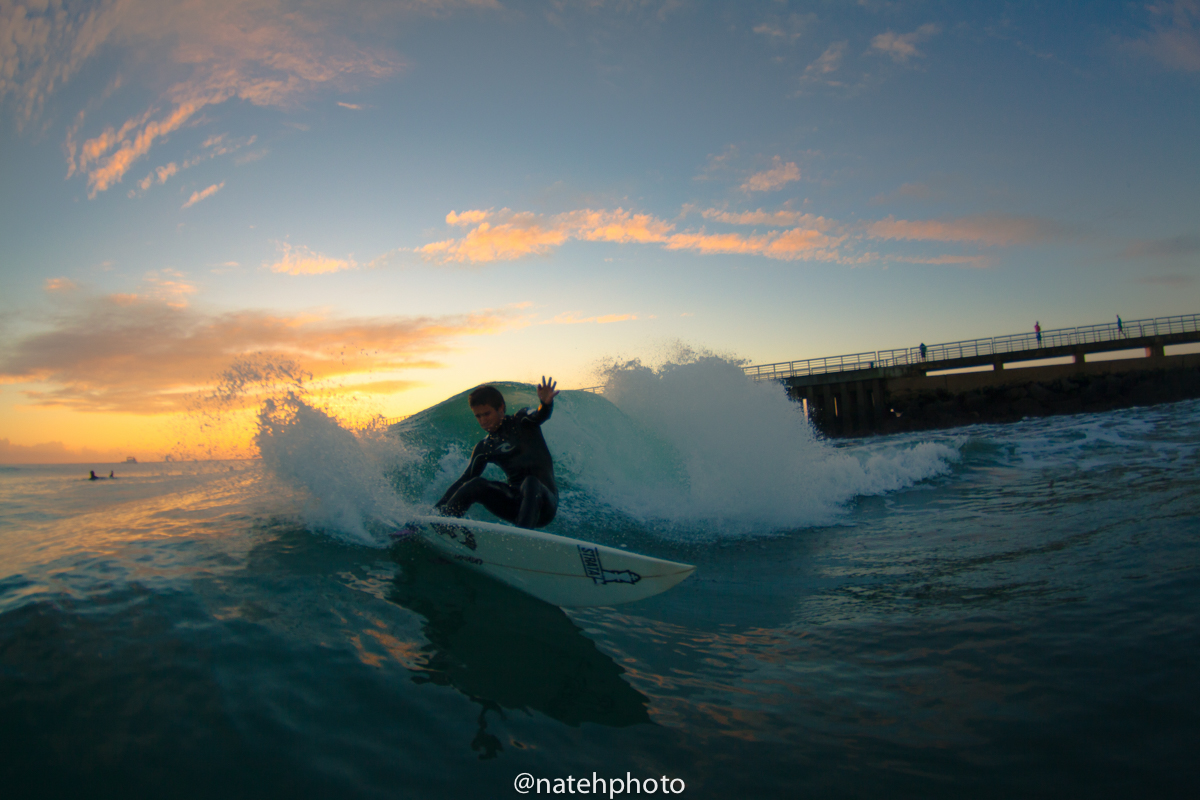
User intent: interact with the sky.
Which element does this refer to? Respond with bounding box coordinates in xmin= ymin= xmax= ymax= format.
xmin=1 ymin=0 xmax=1198 ymax=462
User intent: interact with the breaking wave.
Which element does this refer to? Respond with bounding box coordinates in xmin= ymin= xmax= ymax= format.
xmin=249 ymin=353 xmax=960 ymax=543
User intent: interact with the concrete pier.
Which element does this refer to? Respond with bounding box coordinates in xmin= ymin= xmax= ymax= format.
xmin=744 ymin=313 xmax=1200 ymax=437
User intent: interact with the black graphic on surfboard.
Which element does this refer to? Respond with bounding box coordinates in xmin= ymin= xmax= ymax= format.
xmin=578 ymin=545 xmax=641 ymax=585
xmin=432 ymin=523 xmax=478 ymax=551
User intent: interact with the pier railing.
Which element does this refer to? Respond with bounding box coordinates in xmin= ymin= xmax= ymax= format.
xmin=743 ymin=312 xmax=1200 ymax=382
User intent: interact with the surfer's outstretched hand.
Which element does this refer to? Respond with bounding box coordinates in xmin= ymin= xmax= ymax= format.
xmin=537 ymin=376 xmax=560 ymax=405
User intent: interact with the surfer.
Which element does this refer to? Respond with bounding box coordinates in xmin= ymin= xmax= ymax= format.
xmin=435 ymin=378 xmax=560 ymax=529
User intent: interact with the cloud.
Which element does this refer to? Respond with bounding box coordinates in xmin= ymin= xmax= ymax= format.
xmin=701 ymin=208 xmax=832 ymax=228
xmin=740 ymin=156 xmax=801 ymax=193
xmin=799 ymin=40 xmax=847 ymax=84
xmin=561 ymin=208 xmax=676 ymax=243
xmin=139 ymin=162 xmax=179 ymax=191
xmin=545 ymin=312 xmax=643 ymax=325
xmin=181 ymin=181 xmax=224 ymax=208
xmin=869 ymin=23 xmax=942 ymax=64
xmin=416 ymin=206 xmax=849 ymax=264
xmin=865 ymin=214 xmax=1069 ymax=246
xmin=869 ymin=182 xmax=934 ymax=205
xmin=141 ymin=268 xmax=198 ymax=307
xmin=5 ymin=0 xmax=418 ymax=195
xmin=752 ymin=14 xmax=812 ymax=44
xmin=446 ymin=208 xmax=492 ymax=226
xmin=1121 ymin=233 xmax=1200 ymax=258
xmin=694 ymin=144 xmax=739 ymax=181
xmin=44 ymin=277 xmax=78 ymax=292
xmin=0 ymin=290 xmax=525 ymax=414
xmin=1126 ymin=0 xmax=1200 ymax=72
xmin=267 ymin=242 xmax=358 ymax=275
xmin=419 ymin=217 xmax=570 ymax=263
xmin=131 ymin=134 xmax=255 ymax=195
xmin=418 ymin=208 xmax=673 ymax=263
xmin=0 ymin=0 xmax=124 ymax=130
xmin=418 ymin=205 xmax=1066 ymax=266
xmin=337 ymin=101 xmax=364 ymax=109
xmin=664 ymin=228 xmax=844 ymax=260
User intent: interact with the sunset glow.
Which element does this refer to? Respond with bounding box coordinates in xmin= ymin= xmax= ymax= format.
xmin=2 ymin=0 xmax=1198 ymax=462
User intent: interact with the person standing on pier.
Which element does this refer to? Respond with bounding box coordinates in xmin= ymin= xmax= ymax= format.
xmin=1117 ymin=316 xmax=1125 ymax=337
xmin=1035 ymin=322 xmax=1042 ymax=345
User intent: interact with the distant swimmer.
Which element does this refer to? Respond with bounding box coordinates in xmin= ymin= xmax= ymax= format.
xmin=435 ymin=378 xmax=560 ymax=530
xmin=90 ymin=470 xmax=100 ymax=480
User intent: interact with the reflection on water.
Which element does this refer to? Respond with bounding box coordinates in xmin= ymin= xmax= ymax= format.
xmin=389 ymin=542 xmax=651 ymax=753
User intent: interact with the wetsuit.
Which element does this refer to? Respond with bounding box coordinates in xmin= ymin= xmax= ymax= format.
xmin=435 ymin=403 xmax=558 ymax=529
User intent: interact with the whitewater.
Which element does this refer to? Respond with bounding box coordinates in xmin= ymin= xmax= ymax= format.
xmin=1 ymin=357 xmax=1197 ymax=798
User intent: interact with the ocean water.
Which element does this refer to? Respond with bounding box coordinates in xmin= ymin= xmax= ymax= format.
xmin=2 ymin=359 xmax=1198 ymax=799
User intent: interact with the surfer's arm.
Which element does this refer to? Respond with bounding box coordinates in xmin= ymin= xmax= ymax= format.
xmin=528 ymin=400 xmax=553 ymax=425
xmin=435 ymin=443 xmax=490 ymax=509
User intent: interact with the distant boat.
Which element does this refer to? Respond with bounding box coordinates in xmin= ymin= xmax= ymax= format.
xmin=125 ymin=456 xmax=137 ymax=463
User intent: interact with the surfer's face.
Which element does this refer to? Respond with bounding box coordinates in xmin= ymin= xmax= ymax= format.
xmin=472 ymin=403 xmax=505 ymax=433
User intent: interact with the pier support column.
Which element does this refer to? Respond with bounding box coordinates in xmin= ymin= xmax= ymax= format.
xmin=993 ymin=361 xmax=1004 ymax=371
xmin=855 ymin=381 xmax=869 ymax=433
xmin=821 ymin=384 xmax=836 ymax=432
xmin=1146 ymin=342 xmax=1165 ymax=358
xmin=1074 ymin=352 xmax=1086 ymax=364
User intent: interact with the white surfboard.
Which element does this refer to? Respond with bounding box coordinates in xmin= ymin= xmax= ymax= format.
xmin=400 ymin=515 xmax=695 ymax=608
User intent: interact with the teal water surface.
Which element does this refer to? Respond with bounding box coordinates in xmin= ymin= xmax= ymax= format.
xmin=1 ymin=390 xmax=1198 ymax=798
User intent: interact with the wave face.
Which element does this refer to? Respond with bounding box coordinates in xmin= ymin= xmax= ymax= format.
xmin=256 ymin=357 xmax=961 ymax=543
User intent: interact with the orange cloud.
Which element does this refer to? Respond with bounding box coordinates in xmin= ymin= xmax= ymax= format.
xmin=446 ymin=209 xmax=491 ymax=226
xmin=81 ymin=101 xmax=207 ymax=197
xmin=138 ymin=162 xmax=180 ymax=191
xmin=17 ymin=0 xmax=412 ymax=196
xmin=562 ymin=208 xmax=676 ymax=243
xmin=865 ymin=214 xmax=1068 ymax=246
xmin=418 ymin=206 xmax=848 ymax=263
xmin=182 ymin=181 xmax=224 ymax=209
xmin=420 ymin=218 xmax=569 ymax=263
xmin=142 ymin=269 xmax=199 ymax=307
xmin=546 ymin=312 xmax=642 ymax=325
xmin=740 ymin=156 xmax=801 ymax=192
xmin=664 ymin=227 xmax=843 ymax=261
xmin=267 ymin=242 xmax=358 ymax=275
xmin=0 ymin=290 xmax=524 ymax=414
xmin=130 ymin=134 xmax=255 ymax=195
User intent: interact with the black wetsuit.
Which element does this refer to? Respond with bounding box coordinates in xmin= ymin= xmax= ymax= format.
xmin=435 ymin=403 xmax=558 ymax=529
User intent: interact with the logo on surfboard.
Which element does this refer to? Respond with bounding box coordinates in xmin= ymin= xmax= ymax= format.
xmin=578 ymin=545 xmax=641 ymax=585
xmin=431 ymin=522 xmax=477 ymax=551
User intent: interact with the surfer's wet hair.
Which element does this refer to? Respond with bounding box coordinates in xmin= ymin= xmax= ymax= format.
xmin=468 ymin=385 xmax=505 ymax=410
